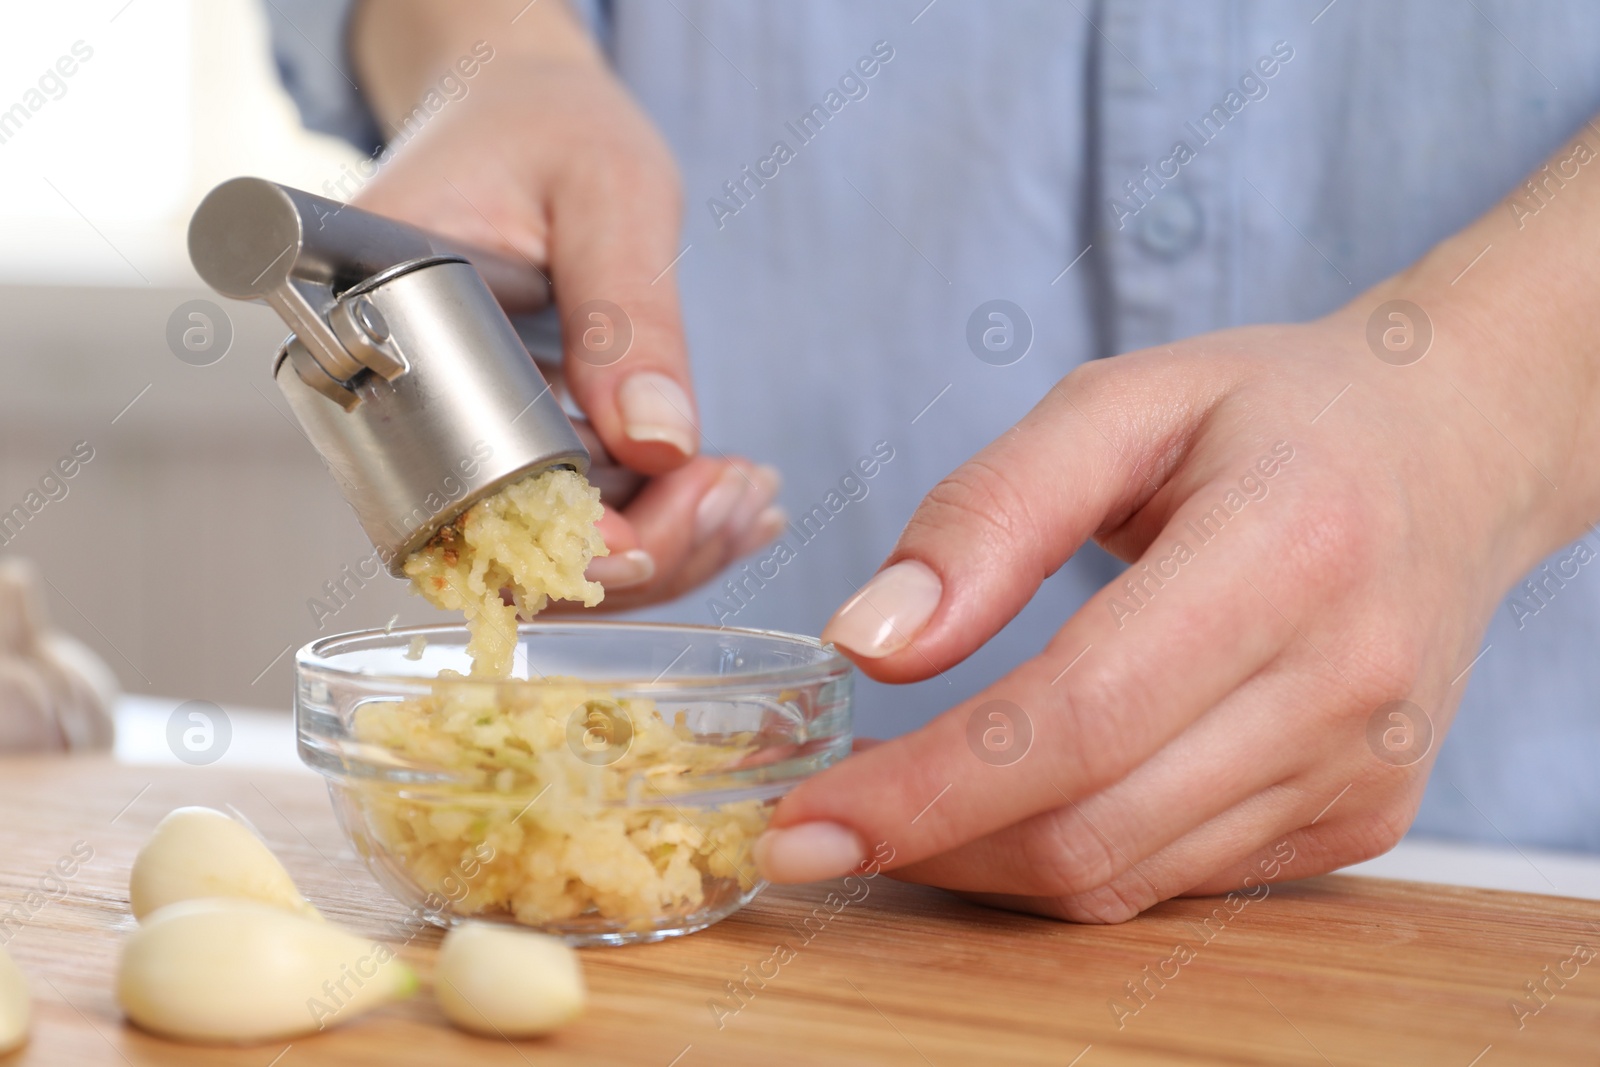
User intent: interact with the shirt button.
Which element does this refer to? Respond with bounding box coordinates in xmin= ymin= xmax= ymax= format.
xmin=1136 ymin=192 xmax=1204 ymax=259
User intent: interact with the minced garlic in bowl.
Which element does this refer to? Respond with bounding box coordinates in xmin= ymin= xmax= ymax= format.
xmin=300 ymin=468 xmax=851 ymax=944
xmin=347 ymin=678 xmax=769 ymax=931
xmin=298 ymin=623 xmax=853 ymax=945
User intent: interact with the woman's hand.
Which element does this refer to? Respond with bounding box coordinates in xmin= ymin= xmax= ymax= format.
xmin=757 ymin=305 xmax=1564 ymax=920
xmin=348 ymin=1 xmax=783 ymax=603
xmin=754 ymin=107 xmax=1600 ymax=918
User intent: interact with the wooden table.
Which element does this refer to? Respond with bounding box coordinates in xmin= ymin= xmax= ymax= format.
xmin=0 ymin=757 xmax=1595 ymax=1065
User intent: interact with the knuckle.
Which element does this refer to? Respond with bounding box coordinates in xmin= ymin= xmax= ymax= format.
xmin=566 ymin=133 xmax=682 ymax=214
xmin=1022 ymin=810 xmax=1121 ymax=898
xmin=1051 ymin=875 xmax=1153 ymax=925
xmin=621 ymin=156 xmax=682 ymax=209
xmin=1265 ymin=485 xmax=1431 ymax=708
xmin=1054 ymin=355 xmax=1116 ymax=403
xmin=1349 ymin=627 xmax=1426 ymax=709
xmin=904 ymin=458 xmax=1041 ymax=561
xmin=1051 ymin=660 xmax=1151 ymax=788
xmin=1305 ymin=791 xmax=1419 ymax=870
xmin=634 ymin=133 xmax=685 ymax=205
xmin=1301 ymin=631 xmax=1423 ymax=737
xmin=624 ymin=146 xmax=683 ymax=213
xmin=1336 ymin=801 xmax=1414 ymax=865
xmin=1272 ymin=485 xmax=1375 ymax=596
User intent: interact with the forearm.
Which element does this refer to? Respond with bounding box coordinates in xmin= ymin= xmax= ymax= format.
xmin=1355 ymin=114 xmax=1600 ymax=568
xmin=350 ymin=0 xmax=602 ymax=132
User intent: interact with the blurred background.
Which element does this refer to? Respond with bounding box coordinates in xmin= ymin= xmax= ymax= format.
xmin=0 ymin=0 xmax=444 ymax=709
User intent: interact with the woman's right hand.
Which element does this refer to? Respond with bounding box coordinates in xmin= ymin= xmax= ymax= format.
xmin=347 ymin=0 xmax=784 ymax=604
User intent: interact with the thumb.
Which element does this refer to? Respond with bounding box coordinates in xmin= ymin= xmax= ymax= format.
xmin=821 ymin=357 xmax=1208 ymax=683
xmin=547 ymin=139 xmax=699 ymax=477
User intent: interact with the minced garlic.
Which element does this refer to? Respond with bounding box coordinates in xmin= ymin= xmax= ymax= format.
xmin=350 ymin=682 xmax=764 ymax=928
xmin=403 ymin=468 xmax=607 ymax=677
xmin=372 ymin=466 xmax=765 ymax=932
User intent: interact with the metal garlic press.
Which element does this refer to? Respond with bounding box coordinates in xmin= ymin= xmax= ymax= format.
xmin=187 ymin=177 xmax=639 ymax=576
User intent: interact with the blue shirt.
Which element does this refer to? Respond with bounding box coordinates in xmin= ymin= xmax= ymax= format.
xmin=267 ymin=0 xmax=1600 ymax=853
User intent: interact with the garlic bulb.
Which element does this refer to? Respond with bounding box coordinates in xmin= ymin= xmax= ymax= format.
xmin=434 ymin=924 xmax=585 ymax=1036
xmin=0 ymin=943 xmax=29 ymax=1053
xmin=130 ymin=807 xmax=319 ymax=921
xmin=118 ymin=898 xmax=416 ymax=1044
xmin=0 ymin=558 xmax=114 ymax=752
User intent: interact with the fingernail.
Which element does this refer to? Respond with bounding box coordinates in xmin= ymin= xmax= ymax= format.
xmin=584 ymin=548 xmax=655 ymax=589
xmin=822 ymin=560 xmax=942 ymax=659
xmin=733 ymin=506 xmax=787 ymax=556
xmin=618 ymin=372 xmax=698 ymax=457
xmin=754 ymin=823 xmax=867 ymax=883
xmin=727 ymin=464 xmax=781 ymax=535
xmin=694 ymin=467 xmax=746 ymax=541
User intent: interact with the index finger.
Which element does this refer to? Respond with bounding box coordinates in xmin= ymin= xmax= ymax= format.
xmin=545 ymin=138 xmax=699 ymax=477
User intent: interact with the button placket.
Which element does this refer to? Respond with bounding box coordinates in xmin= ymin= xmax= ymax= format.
xmin=1097 ymin=0 xmax=1232 ymax=353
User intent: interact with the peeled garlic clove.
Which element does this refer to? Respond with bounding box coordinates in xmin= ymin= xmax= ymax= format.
xmin=118 ymin=898 xmax=416 ymax=1044
xmin=435 ymin=924 xmax=585 ymax=1037
xmin=130 ymin=807 xmax=319 ymax=921
xmin=0 ymin=943 xmax=30 ymax=1053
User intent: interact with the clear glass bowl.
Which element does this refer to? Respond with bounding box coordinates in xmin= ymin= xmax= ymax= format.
xmin=296 ymin=622 xmax=853 ymax=946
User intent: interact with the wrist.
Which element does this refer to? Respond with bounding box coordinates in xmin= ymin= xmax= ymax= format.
xmin=1330 ymin=119 xmax=1600 ymax=588
xmin=1422 ymin=237 xmax=1598 ymax=562
xmin=1328 ymin=258 xmax=1587 ymax=601
xmin=351 ymin=0 xmax=604 ymax=132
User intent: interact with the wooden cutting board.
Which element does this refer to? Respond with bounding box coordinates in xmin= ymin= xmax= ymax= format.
xmin=0 ymin=756 xmax=1594 ymax=1066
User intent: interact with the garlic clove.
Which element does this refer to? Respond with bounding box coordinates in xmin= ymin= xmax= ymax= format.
xmin=434 ymin=924 xmax=585 ymax=1037
xmin=0 ymin=943 xmax=30 ymax=1053
xmin=130 ymin=807 xmax=320 ymax=921
xmin=117 ymin=897 xmax=416 ymax=1044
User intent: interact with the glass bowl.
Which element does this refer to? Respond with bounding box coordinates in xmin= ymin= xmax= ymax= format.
xmin=296 ymin=622 xmax=853 ymax=946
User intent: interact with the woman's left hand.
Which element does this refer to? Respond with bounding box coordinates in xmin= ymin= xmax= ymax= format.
xmin=754 ymin=294 xmax=1578 ymax=920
